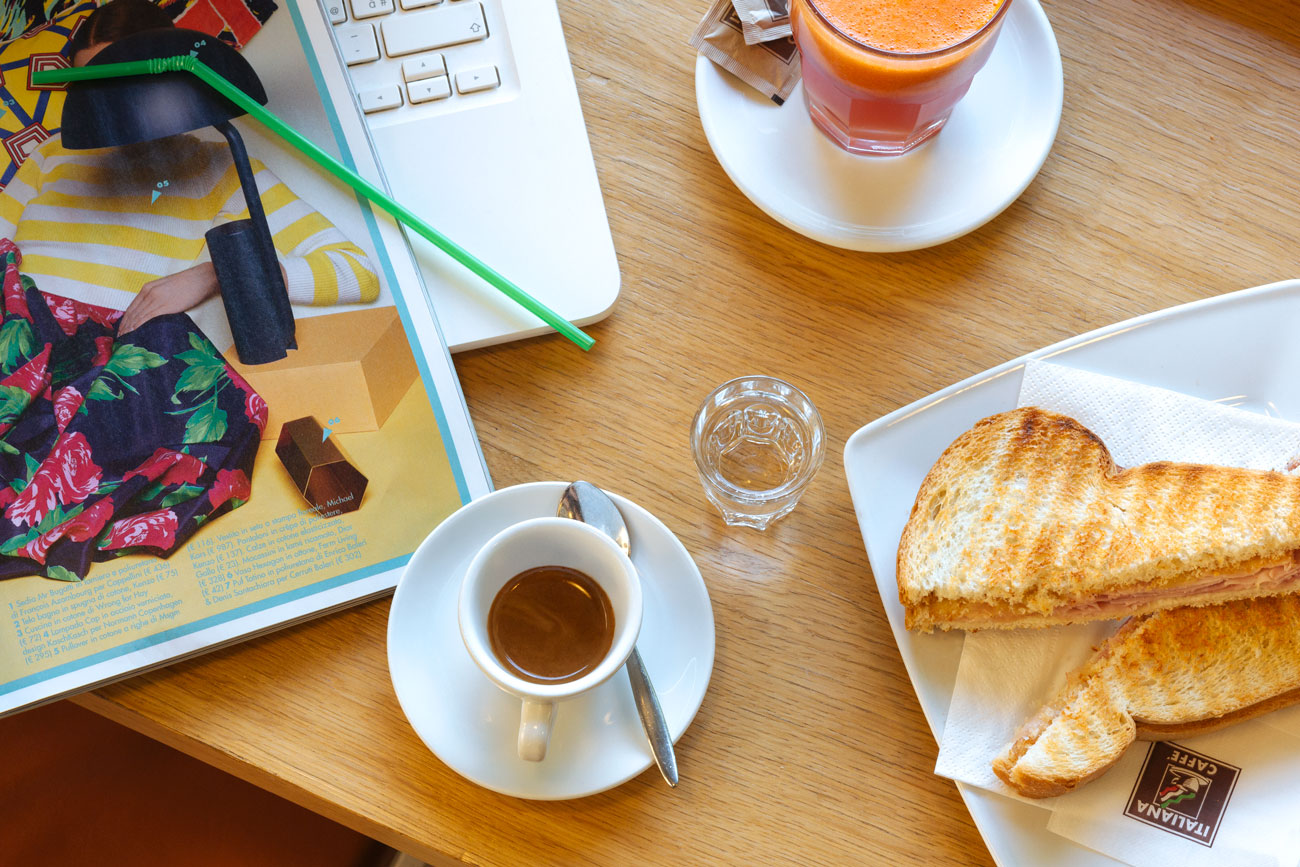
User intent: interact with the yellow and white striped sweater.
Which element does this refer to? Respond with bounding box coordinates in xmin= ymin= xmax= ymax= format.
xmin=0 ymin=134 xmax=379 ymax=311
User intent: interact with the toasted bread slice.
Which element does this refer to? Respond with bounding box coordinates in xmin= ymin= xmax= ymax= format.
xmin=898 ymin=407 xmax=1300 ymax=631
xmin=993 ymin=595 xmax=1300 ymax=798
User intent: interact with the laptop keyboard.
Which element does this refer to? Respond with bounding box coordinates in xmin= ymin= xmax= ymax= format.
xmin=327 ymin=0 xmax=509 ymax=116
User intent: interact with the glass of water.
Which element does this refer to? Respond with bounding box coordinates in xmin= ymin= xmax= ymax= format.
xmin=691 ymin=376 xmax=825 ymax=530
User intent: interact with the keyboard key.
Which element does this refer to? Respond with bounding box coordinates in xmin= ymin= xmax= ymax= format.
xmin=359 ymin=85 xmax=403 ymax=113
xmin=326 ymin=0 xmax=347 ymax=23
xmin=398 ymin=0 xmax=440 ymax=9
xmin=402 ymin=54 xmax=446 ymax=83
xmin=407 ymin=76 xmax=452 ymax=103
xmin=351 ymin=0 xmax=393 ymax=18
xmin=336 ymin=24 xmax=380 ymax=65
xmin=380 ymin=2 xmax=487 ymax=57
xmin=455 ymin=65 xmax=499 ymax=94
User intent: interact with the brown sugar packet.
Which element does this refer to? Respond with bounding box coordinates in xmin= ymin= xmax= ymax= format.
xmin=732 ymin=0 xmax=792 ymax=44
xmin=689 ymin=0 xmax=800 ymax=105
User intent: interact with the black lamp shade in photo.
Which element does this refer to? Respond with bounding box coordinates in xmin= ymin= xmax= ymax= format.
xmin=60 ymin=28 xmax=297 ymax=364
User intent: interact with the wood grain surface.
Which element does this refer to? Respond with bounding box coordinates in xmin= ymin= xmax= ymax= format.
xmin=73 ymin=0 xmax=1300 ymax=863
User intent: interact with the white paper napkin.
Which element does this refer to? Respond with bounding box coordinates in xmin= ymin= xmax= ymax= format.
xmin=934 ymin=359 xmax=1300 ymax=867
xmin=1048 ymin=730 xmax=1300 ymax=867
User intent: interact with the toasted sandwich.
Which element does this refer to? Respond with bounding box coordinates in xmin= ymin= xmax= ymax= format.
xmin=992 ymin=594 xmax=1300 ymax=798
xmin=897 ymin=407 xmax=1300 ymax=631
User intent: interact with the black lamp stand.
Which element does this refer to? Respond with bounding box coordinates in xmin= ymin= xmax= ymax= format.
xmin=206 ymin=119 xmax=296 ymax=363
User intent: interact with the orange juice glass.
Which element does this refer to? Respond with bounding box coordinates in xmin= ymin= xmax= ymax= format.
xmin=790 ymin=0 xmax=1013 ymax=156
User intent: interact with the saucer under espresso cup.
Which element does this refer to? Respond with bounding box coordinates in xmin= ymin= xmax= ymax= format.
xmin=458 ymin=517 xmax=643 ymax=762
xmin=694 ymin=0 xmax=1063 ymax=251
xmin=388 ymin=482 xmax=715 ymax=800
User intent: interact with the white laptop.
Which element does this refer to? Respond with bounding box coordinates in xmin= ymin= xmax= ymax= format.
xmin=313 ymin=0 xmax=621 ymax=352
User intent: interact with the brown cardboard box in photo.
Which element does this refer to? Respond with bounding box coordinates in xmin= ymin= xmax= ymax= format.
xmin=225 ymin=305 xmax=419 ymax=439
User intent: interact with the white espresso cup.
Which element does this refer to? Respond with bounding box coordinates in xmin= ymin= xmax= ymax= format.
xmin=458 ymin=517 xmax=643 ymax=762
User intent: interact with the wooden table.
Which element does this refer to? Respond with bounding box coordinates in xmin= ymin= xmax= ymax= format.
xmin=73 ymin=0 xmax=1300 ymax=863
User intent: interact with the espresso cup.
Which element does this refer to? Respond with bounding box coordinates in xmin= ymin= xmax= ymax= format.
xmin=458 ymin=517 xmax=643 ymax=762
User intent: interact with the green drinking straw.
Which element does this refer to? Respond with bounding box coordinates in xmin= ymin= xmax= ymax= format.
xmin=33 ymin=57 xmax=595 ymax=351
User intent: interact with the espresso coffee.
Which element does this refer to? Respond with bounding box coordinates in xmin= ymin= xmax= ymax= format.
xmin=487 ymin=566 xmax=615 ymax=684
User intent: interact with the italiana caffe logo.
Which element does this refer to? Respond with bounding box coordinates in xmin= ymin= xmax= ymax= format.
xmin=1123 ymin=742 xmax=1240 ymax=847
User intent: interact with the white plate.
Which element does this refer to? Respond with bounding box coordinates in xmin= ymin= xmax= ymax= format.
xmin=695 ymin=0 xmax=1063 ymax=252
xmin=387 ymin=481 xmax=715 ymax=800
xmin=843 ymin=279 xmax=1300 ymax=865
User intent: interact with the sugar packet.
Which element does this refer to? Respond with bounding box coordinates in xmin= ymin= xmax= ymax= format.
xmin=732 ymin=0 xmax=792 ymax=44
xmin=689 ymin=0 xmax=801 ymax=105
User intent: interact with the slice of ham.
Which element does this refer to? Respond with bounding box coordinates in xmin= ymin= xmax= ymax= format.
xmin=940 ymin=554 xmax=1300 ymax=626
xmin=1056 ymin=557 xmax=1300 ymax=620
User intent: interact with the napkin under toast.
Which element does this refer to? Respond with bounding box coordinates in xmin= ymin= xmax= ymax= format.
xmin=992 ymin=594 xmax=1300 ymax=797
xmin=897 ymin=407 xmax=1300 ymax=631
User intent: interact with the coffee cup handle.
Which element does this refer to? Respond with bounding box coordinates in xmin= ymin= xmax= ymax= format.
xmin=518 ymin=699 xmax=557 ymax=762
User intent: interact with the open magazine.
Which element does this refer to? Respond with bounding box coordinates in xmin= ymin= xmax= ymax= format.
xmin=0 ymin=0 xmax=491 ymax=715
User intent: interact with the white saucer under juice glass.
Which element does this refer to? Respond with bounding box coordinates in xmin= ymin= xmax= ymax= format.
xmin=695 ymin=0 xmax=1064 ymax=252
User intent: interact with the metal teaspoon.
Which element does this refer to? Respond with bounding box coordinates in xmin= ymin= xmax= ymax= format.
xmin=557 ymin=481 xmax=679 ymax=787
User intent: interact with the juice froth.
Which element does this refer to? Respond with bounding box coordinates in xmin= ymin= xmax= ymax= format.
xmin=810 ymin=0 xmax=1003 ymax=55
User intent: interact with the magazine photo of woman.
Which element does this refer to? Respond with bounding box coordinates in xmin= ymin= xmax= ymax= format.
xmin=0 ymin=0 xmax=380 ymax=582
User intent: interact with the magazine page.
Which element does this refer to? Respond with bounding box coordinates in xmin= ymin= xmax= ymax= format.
xmin=0 ymin=0 xmax=491 ymax=714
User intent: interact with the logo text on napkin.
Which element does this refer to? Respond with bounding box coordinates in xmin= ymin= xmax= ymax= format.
xmin=1124 ymin=742 xmax=1240 ymax=847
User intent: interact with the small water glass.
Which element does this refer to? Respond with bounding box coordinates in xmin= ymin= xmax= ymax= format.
xmin=691 ymin=376 xmax=825 ymax=530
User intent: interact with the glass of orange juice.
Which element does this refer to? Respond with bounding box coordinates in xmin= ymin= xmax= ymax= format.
xmin=790 ymin=0 xmax=1013 ymax=156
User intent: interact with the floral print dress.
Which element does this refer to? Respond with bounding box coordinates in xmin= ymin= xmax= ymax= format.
xmin=0 ymin=240 xmax=265 ymax=581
